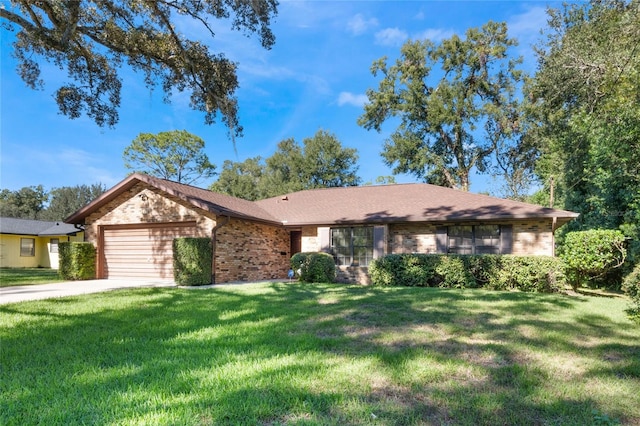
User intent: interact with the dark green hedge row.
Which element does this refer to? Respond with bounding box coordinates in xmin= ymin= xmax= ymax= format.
xmin=173 ymin=238 xmax=212 ymax=286
xmin=369 ymin=254 xmax=565 ymax=293
xmin=58 ymin=242 xmax=96 ymax=280
xmin=290 ymin=252 xmax=336 ymax=283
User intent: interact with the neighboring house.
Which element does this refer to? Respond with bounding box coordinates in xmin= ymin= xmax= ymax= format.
xmin=65 ymin=173 xmax=579 ymax=284
xmin=0 ymin=218 xmax=84 ymax=269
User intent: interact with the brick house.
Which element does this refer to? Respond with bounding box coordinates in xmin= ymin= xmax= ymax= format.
xmin=65 ymin=173 xmax=578 ymax=284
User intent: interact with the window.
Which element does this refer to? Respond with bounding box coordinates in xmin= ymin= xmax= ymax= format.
xmin=448 ymin=225 xmax=501 ymax=254
xmin=331 ymin=227 xmax=374 ymax=266
xmin=50 ymin=238 xmax=59 ymax=253
xmin=20 ymin=238 xmax=35 ymax=257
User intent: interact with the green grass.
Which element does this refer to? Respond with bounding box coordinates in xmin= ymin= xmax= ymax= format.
xmin=0 ymin=267 xmax=64 ymax=287
xmin=1 ymin=283 xmax=639 ymax=425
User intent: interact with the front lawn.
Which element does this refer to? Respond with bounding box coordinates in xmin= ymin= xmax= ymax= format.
xmin=0 ymin=267 xmax=64 ymax=287
xmin=1 ymin=283 xmax=638 ymax=425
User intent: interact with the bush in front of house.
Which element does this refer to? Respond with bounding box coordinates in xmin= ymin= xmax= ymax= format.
xmin=561 ymin=229 xmax=627 ymax=290
xmin=173 ymin=237 xmax=212 ymax=286
xmin=290 ymin=252 xmax=336 ymax=283
xmin=59 ymin=242 xmax=96 ymax=280
xmin=622 ymin=263 xmax=640 ymax=323
xmin=369 ymin=253 xmax=565 ymax=293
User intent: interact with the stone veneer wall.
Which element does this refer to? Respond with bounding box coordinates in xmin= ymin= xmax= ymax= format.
xmin=214 ymin=217 xmax=290 ymax=283
xmin=300 ymin=226 xmax=320 ymax=252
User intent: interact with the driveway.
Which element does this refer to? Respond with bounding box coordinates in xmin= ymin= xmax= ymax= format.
xmin=0 ymin=279 xmax=176 ymax=304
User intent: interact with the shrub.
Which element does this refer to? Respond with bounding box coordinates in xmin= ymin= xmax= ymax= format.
xmin=368 ymin=254 xmax=565 ymax=293
xmin=290 ymin=252 xmax=336 ymax=283
xmin=495 ymin=256 xmax=565 ymax=293
xmin=58 ymin=242 xmax=96 ymax=280
xmin=561 ymin=230 xmax=627 ymax=290
xmin=173 ymin=238 xmax=212 ymax=286
xmin=622 ymin=263 xmax=640 ymax=323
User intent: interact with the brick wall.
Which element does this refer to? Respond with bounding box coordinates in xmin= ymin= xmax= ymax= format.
xmin=299 ymin=219 xmax=557 ymax=284
xmin=512 ymin=219 xmax=555 ymax=256
xmin=214 ymin=217 xmax=290 ymax=283
xmin=388 ymin=223 xmax=438 ymax=254
xmin=84 ymin=183 xmax=215 ymax=240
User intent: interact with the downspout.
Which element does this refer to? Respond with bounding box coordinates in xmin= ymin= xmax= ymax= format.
xmin=211 ymin=214 xmax=231 ymax=284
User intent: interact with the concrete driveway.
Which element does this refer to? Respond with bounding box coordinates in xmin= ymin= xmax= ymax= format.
xmin=0 ymin=279 xmax=176 ymax=304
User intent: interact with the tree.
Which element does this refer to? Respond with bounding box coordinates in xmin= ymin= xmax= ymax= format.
xmin=358 ymin=21 xmax=525 ymax=191
xmin=210 ymin=130 xmax=361 ymax=200
xmin=123 ymin=130 xmax=216 ymax=185
xmin=0 ymin=1 xmax=277 ymax=134
xmin=529 ymin=0 xmax=640 ymax=266
xmin=210 ymin=157 xmax=264 ymax=201
xmin=41 ymin=184 xmax=105 ymax=220
xmin=0 ymin=185 xmax=48 ymax=219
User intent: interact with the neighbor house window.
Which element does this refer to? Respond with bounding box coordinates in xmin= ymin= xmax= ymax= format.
xmin=448 ymin=225 xmax=501 ymax=254
xmin=50 ymin=238 xmax=59 ymax=253
xmin=331 ymin=227 xmax=374 ymax=266
xmin=20 ymin=238 xmax=35 ymax=257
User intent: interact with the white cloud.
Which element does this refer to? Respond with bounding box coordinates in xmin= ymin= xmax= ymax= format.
xmin=375 ymin=27 xmax=408 ymax=46
xmin=508 ymin=6 xmax=549 ymax=41
xmin=347 ymin=13 xmax=378 ymax=35
xmin=414 ymin=28 xmax=455 ymax=42
xmin=337 ymin=92 xmax=368 ymax=107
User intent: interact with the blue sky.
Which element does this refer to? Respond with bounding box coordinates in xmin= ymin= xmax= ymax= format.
xmin=1 ymin=1 xmax=564 ymax=194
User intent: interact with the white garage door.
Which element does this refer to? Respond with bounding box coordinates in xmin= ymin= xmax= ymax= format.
xmin=102 ymin=222 xmax=197 ymax=279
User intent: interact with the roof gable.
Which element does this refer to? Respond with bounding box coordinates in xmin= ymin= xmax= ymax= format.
xmin=65 ymin=173 xmax=281 ymax=225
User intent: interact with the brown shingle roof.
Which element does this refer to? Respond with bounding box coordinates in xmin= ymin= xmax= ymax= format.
xmin=66 ymin=174 xmax=579 ymax=227
xmin=65 ymin=173 xmax=281 ymax=224
xmin=255 ymin=184 xmax=579 ymax=226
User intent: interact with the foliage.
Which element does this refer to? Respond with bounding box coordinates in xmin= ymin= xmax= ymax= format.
xmin=290 ymin=252 xmax=336 ymax=283
xmin=0 ymin=0 xmax=278 ymax=132
xmin=561 ymin=230 xmax=627 ymax=290
xmin=2 ymin=283 xmax=638 ymax=425
xmin=529 ymin=0 xmax=640 ymax=267
xmin=0 ymin=185 xmax=48 ymax=219
xmin=622 ymin=263 xmax=640 ymax=323
xmin=123 ymin=130 xmax=216 ymax=185
xmin=173 ymin=237 xmax=212 ymax=286
xmin=358 ymin=21 xmax=526 ymax=191
xmin=209 ymin=157 xmax=265 ymax=201
xmin=58 ymin=242 xmax=96 ymax=280
xmin=211 ymin=129 xmax=360 ymax=200
xmin=369 ymin=253 xmax=565 ymax=292
xmin=0 ymin=183 xmax=105 ymax=220
xmin=40 ymin=184 xmax=105 ymax=220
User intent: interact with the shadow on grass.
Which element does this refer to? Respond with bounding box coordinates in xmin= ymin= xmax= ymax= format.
xmin=1 ymin=284 xmax=638 ymax=425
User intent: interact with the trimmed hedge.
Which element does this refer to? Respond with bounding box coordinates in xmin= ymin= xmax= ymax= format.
xmin=561 ymin=229 xmax=627 ymax=290
xmin=290 ymin=252 xmax=336 ymax=283
xmin=368 ymin=254 xmax=565 ymax=293
xmin=173 ymin=238 xmax=212 ymax=286
xmin=58 ymin=242 xmax=96 ymax=280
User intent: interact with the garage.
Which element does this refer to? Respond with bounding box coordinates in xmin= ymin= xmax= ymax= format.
xmin=100 ymin=222 xmax=198 ymax=279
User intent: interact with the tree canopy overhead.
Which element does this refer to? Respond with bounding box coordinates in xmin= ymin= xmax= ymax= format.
xmin=0 ymin=0 xmax=278 ymax=134
xmin=358 ymin=21 xmax=524 ymax=192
